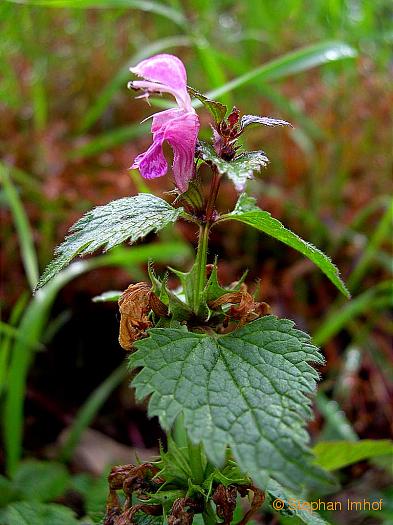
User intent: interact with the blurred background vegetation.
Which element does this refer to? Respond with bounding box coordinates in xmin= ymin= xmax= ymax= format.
xmin=0 ymin=0 xmax=392 ymax=524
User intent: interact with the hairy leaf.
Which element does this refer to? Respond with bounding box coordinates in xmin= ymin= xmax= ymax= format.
xmin=36 ymin=194 xmax=184 ymax=289
xmin=130 ymin=316 xmax=328 ymax=492
xmin=240 ymin=114 xmax=292 ymax=131
xmin=220 ymin=194 xmax=349 ymax=298
xmin=198 ymin=141 xmax=269 ymax=191
xmin=188 ymin=86 xmax=227 ymax=123
xmin=204 ymin=258 xmax=248 ymax=304
xmin=266 ymin=479 xmax=328 ymax=525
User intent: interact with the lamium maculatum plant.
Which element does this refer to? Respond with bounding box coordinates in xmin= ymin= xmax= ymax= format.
xmin=36 ymin=54 xmax=350 ymax=525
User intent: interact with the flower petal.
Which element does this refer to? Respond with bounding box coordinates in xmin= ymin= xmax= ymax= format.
xmin=151 ymin=108 xmax=184 ymax=133
xmin=130 ymin=54 xmax=187 ymax=92
xmin=131 ymin=137 xmax=168 ymax=180
xmin=164 ymin=112 xmax=200 ymax=192
xmin=130 ymin=54 xmax=191 ymax=110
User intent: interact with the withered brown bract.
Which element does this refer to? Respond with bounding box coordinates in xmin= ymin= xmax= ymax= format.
xmin=208 ymin=283 xmax=271 ymax=326
xmin=118 ymin=282 xmax=152 ymax=351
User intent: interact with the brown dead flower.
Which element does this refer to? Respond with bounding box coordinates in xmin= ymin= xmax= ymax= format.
xmin=208 ymin=283 xmax=270 ymax=326
xmin=118 ymin=283 xmax=168 ymax=351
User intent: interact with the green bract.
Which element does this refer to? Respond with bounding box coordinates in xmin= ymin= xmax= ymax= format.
xmin=36 ymin=194 xmax=184 ymax=289
xmin=198 ymin=141 xmax=269 ymax=191
xmin=130 ymin=315 xmax=329 ymax=492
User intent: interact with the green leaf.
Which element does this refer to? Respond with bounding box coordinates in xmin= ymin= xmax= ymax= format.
xmin=36 ymin=194 xmax=184 ymax=290
xmin=203 ymin=258 xmax=248 ymax=304
xmin=0 ymin=164 xmax=39 ymax=290
xmin=266 ymin=479 xmax=329 ymax=525
xmin=188 ymin=86 xmax=227 ymax=123
xmin=198 ymin=141 xmax=269 ymax=191
xmin=130 ymin=315 xmax=328 ymax=492
xmin=205 ymin=461 xmax=250 ymax=489
xmin=204 ymin=259 xmax=232 ymax=303
xmin=156 ymin=437 xmax=192 ymax=485
xmin=313 ymin=440 xmax=393 ymax=471
xmin=12 ymin=461 xmax=70 ymax=502
xmin=3 ymin=501 xmax=79 ymax=525
xmin=240 ymin=115 xmax=292 ymax=131
xmin=220 ymin=194 xmax=350 ymax=298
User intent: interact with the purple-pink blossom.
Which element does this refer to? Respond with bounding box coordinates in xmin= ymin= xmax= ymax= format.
xmin=129 ymin=54 xmax=199 ymax=193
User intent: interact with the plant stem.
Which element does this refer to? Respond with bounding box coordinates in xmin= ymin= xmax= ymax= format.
xmin=187 ymin=440 xmax=205 ymax=485
xmin=173 ymin=414 xmax=188 ymax=448
xmin=192 ymin=222 xmax=210 ymax=315
xmin=173 ymin=416 xmax=205 ymax=485
xmin=191 ymin=167 xmax=223 ymax=315
xmin=205 ymin=167 xmax=221 ymax=222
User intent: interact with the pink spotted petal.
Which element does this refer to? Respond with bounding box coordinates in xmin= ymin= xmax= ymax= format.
xmin=164 ymin=112 xmax=200 ymax=192
xmin=131 ymin=138 xmax=167 ymax=180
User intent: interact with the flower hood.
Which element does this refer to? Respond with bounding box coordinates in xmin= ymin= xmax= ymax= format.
xmin=129 ymin=54 xmax=199 ymax=193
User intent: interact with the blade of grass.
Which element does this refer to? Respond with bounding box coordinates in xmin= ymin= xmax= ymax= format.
xmin=0 ymin=165 xmax=39 ymax=290
xmin=0 ymin=321 xmax=44 ymax=350
xmin=58 ymin=364 xmax=128 ymax=462
xmin=3 ymin=241 xmax=190 ymax=475
xmin=316 ymin=392 xmax=358 ymax=442
xmin=332 ymin=195 xmax=389 ymax=250
xmin=70 ymin=122 xmax=150 ymax=159
xmin=347 ymin=197 xmax=393 ymax=292
xmin=149 ymin=41 xmax=357 ymax=112
xmin=7 ymin=0 xmax=187 ymax=27
xmin=0 ymin=293 xmax=29 ymax=398
xmin=80 ymin=35 xmax=191 ymax=132
xmin=203 ymin=41 xmax=357 ymax=103
xmin=129 ymin=169 xmax=150 ymax=193
xmin=3 ymin=261 xmax=97 ymax=476
xmin=313 ymin=281 xmax=392 ymax=346
xmin=192 ymin=35 xmax=231 ymax=107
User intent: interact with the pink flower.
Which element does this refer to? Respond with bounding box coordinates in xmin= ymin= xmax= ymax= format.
xmin=129 ymin=54 xmax=199 ymax=193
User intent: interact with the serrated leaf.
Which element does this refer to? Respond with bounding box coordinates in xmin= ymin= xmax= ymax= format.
xmin=204 ymin=259 xmax=230 ymax=303
xmin=198 ymin=141 xmax=269 ymax=192
xmin=3 ymin=501 xmax=79 ymax=525
xmin=266 ymin=479 xmax=329 ymax=525
xmin=204 ymin=259 xmax=248 ymax=305
xmin=221 ymin=194 xmax=350 ymax=298
xmin=36 ymin=194 xmax=184 ymax=290
xmin=240 ymin=114 xmax=292 ymax=131
xmin=313 ymin=439 xmax=393 ymax=471
xmin=130 ymin=315 xmax=328 ymax=492
xmin=205 ymin=462 xmax=250 ymax=489
xmin=188 ymin=86 xmax=227 ymax=123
